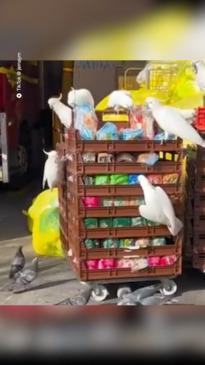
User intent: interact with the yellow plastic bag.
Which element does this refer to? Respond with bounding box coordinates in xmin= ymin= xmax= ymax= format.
xmin=32 ymin=206 xmax=64 ymax=257
xmin=25 ymin=189 xmax=64 ymax=257
xmin=25 ymin=188 xmax=58 ymax=232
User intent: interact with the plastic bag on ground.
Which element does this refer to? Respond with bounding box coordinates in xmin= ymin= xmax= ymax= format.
xmin=25 ymin=189 xmax=64 ymax=257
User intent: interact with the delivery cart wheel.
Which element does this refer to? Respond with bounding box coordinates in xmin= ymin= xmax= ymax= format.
xmin=91 ymin=284 xmax=109 ymax=302
xmin=117 ymin=286 xmax=132 ymax=299
xmin=160 ymin=279 xmax=177 ymax=296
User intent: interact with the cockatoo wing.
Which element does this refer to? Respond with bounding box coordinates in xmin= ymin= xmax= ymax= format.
xmin=42 ymin=163 xmax=47 ymax=189
xmin=60 ymin=106 xmax=72 ymax=128
xmin=139 ymin=204 xmax=158 ymax=222
xmin=155 ymin=187 xmax=175 ymax=224
xmin=153 ymin=106 xmax=205 ymax=147
xmin=155 ymin=186 xmax=182 ymax=235
xmin=171 ymin=107 xmax=196 ymax=122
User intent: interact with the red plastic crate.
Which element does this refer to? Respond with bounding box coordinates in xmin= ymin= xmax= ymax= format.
xmin=194 ymin=107 xmax=205 ymax=131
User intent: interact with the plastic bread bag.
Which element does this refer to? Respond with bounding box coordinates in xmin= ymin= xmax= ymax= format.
xmin=102 ymin=239 xmax=120 ymax=248
xmin=133 ymin=238 xmax=151 ymax=249
xmin=96 ymin=122 xmax=119 ymax=140
xmin=129 ymin=106 xmax=143 ymax=130
xmin=118 ymin=257 xmax=148 ymax=271
xmin=117 ymin=258 xmax=133 ymax=268
xmin=144 ymin=218 xmax=160 ymax=226
xmin=142 ymin=106 xmax=155 ymax=140
xmin=147 ymin=174 xmax=163 ymax=184
xmin=82 ymin=196 xmax=100 ymax=208
xmin=83 ymin=176 xmax=94 ymax=185
xmin=116 ymin=153 xmax=136 ymax=163
xmin=84 ymin=239 xmax=101 ymax=249
xmin=154 ymin=132 xmax=176 ymax=141
xmin=119 ymin=239 xmax=134 ymax=248
xmin=129 ymin=197 xmax=145 ymax=206
xmin=110 ymin=174 xmax=129 ymax=185
xmin=148 ymin=256 xmax=161 ymax=267
xmin=159 ymin=255 xmax=177 ymax=266
xmin=84 ymin=112 xmax=98 ymax=135
xmin=121 ymin=128 xmax=144 ymax=140
xmin=102 ymin=198 xmax=113 ymax=207
xmin=113 ymin=217 xmax=131 ymax=227
xmin=151 ymin=237 xmax=166 ymax=246
xmin=114 ymin=197 xmax=130 ymax=206
xmin=136 ymin=153 xmax=159 ymax=166
xmin=162 ymin=173 xmax=179 ymax=184
xmin=95 ymin=175 xmax=110 ymax=185
xmin=84 ymin=218 xmax=98 ymax=228
xmin=86 ymin=259 xmax=99 ymax=270
xmin=128 ymin=175 xmax=139 ymax=185
xmin=99 ymin=218 xmax=113 ymax=228
xmin=97 ymin=153 xmax=114 ymax=163
xmin=82 ymin=153 xmax=96 ymax=163
xmin=131 ymin=217 xmax=146 ymax=227
xmin=80 ymin=125 xmax=95 ymax=141
xmin=98 ymin=258 xmax=117 ymax=269
xmin=131 ymin=258 xmax=148 ymax=271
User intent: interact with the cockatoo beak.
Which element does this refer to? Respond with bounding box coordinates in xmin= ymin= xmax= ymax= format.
xmin=145 ymin=102 xmax=151 ymax=112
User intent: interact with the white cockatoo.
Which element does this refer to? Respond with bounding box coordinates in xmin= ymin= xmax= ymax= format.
xmin=172 ymin=108 xmax=196 ymax=124
xmin=48 ymin=94 xmax=72 ymax=129
xmin=43 ymin=150 xmax=61 ymax=190
xmin=138 ymin=175 xmax=183 ymax=236
xmin=145 ymin=97 xmax=205 ymax=147
xmin=136 ymin=63 xmax=150 ymax=85
xmin=193 ymin=60 xmax=205 ymax=93
xmin=108 ymin=90 xmax=133 ymax=110
xmin=67 ymin=88 xmax=95 ymax=108
xmin=67 ymin=88 xmax=97 ymax=131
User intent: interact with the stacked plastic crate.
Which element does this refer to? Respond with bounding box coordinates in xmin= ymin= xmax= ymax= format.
xmin=183 ymin=154 xmax=195 ymax=263
xmin=192 ymin=108 xmax=205 ymax=271
xmin=58 ymin=117 xmax=184 ymax=294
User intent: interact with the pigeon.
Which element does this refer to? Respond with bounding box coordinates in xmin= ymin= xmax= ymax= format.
xmin=138 ymin=175 xmax=183 ymax=236
xmin=42 ymin=150 xmax=61 ymax=190
xmin=9 ymin=246 xmax=25 ymax=279
xmin=193 ymin=60 xmax=205 ymax=93
xmin=117 ymin=297 xmax=137 ymax=306
xmin=139 ymin=293 xmax=176 ymax=305
xmin=69 ymin=287 xmax=92 ymax=306
xmin=108 ymin=90 xmax=133 ymax=110
xmin=145 ymin=97 xmax=205 ymax=147
xmin=48 ymin=94 xmax=72 ymax=129
xmin=11 ymin=257 xmax=39 ymax=293
xmin=117 ymin=284 xmax=177 ymax=305
xmin=118 ymin=284 xmax=162 ymax=304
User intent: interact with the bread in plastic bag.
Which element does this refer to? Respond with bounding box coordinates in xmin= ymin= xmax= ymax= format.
xmin=96 ymin=122 xmax=119 ymax=140
xmin=116 ymin=153 xmax=135 ymax=163
xmin=137 ymin=153 xmax=159 ymax=166
xmin=110 ymin=174 xmax=128 ymax=185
